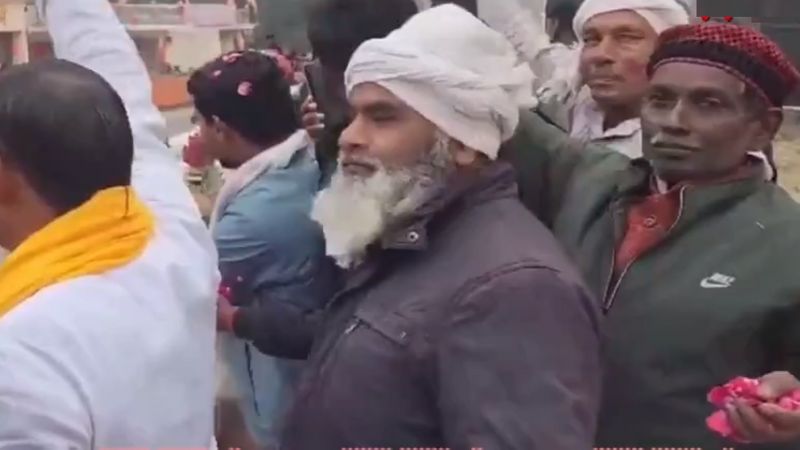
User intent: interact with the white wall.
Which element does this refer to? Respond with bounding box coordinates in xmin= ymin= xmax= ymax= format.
xmin=219 ymin=32 xmax=235 ymax=54
xmin=0 ymin=4 xmax=27 ymax=32
xmin=165 ymin=29 xmax=222 ymax=73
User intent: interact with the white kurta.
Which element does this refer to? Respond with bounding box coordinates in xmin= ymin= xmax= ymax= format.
xmin=0 ymin=0 xmax=218 ymax=448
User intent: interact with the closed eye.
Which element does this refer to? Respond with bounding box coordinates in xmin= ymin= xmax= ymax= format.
xmin=697 ymin=97 xmax=723 ymax=108
xmin=618 ymin=33 xmax=643 ymax=42
xmin=646 ymin=92 xmax=674 ymax=107
xmin=368 ymin=112 xmax=397 ymax=123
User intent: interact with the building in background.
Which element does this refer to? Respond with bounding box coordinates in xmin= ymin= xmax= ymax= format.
xmin=7 ymin=0 xmax=257 ymax=109
xmin=256 ymin=0 xmax=311 ymax=53
xmin=0 ymin=2 xmax=31 ymax=67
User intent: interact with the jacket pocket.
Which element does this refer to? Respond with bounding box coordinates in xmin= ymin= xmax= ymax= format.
xmin=354 ymin=308 xmax=412 ymax=348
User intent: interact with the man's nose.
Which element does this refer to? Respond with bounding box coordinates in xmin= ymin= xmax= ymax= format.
xmin=584 ymin=37 xmax=616 ymax=65
xmin=655 ymin=101 xmax=691 ymax=135
xmin=666 ymin=101 xmax=690 ymax=130
xmin=338 ymin=116 xmax=367 ymax=156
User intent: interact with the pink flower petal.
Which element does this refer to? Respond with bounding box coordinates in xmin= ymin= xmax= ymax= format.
xmin=707 ymin=410 xmax=734 ymax=438
xmin=708 ymin=386 xmax=731 ymax=407
xmin=237 ymin=81 xmax=253 ymax=96
xmin=222 ymin=52 xmax=242 ymax=64
xmin=778 ymin=397 xmax=797 ymax=409
xmin=708 ymin=377 xmax=763 ymax=407
xmin=212 ymin=69 xmax=222 ymax=78
xmin=705 ymin=376 xmax=800 ymax=444
xmin=707 ymin=410 xmax=751 ymax=443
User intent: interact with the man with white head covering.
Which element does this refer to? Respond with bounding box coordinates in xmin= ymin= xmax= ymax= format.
xmin=530 ymin=0 xmax=775 ymax=178
xmin=427 ymin=1 xmax=730 ymax=163
xmin=282 ymin=5 xmax=601 ymax=449
xmin=558 ymin=0 xmax=691 ymax=157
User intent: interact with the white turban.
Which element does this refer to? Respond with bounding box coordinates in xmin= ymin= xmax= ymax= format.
xmin=344 ymin=4 xmax=536 ymax=160
xmin=573 ymin=0 xmax=690 ymax=39
xmin=536 ymin=0 xmax=689 ymax=105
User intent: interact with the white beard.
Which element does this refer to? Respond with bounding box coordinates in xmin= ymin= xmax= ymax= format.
xmin=311 ymin=134 xmax=454 ymax=269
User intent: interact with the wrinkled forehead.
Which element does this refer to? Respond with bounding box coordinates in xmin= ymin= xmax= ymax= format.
xmin=649 ymin=61 xmax=747 ymax=96
xmin=582 ymin=9 xmax=655 ymax=36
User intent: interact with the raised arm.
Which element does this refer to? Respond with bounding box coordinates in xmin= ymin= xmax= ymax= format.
xmin=38 ymin=0 xmax=201 ymax=226
xmin=475 ymin=0 xmax=582 ymax=101
xmin=499 ymin=108 xmax=620 ymax=224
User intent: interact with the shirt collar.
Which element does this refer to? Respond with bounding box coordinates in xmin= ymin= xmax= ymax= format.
xmin=651 ymin=156 xmax=765 ymax=194
xmin=379 ymin=163 xmax=518 ymax=251
xmin=570 ymin=87 xmax=641 ymax=141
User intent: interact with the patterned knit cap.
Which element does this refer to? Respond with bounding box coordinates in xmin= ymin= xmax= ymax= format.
xmin=648 ymin=23 xmax=800 ymax=106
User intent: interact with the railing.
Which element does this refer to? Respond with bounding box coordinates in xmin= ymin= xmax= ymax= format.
xmin=115 ymin=4 xmax=185 ymax=26
xmin=25 ymin=4 xmax=42 ymax=27
xmin=26 ymin=3 xmax=256 ymax=28
xmin=236 ymin=8 xmax=254 ymax=25
xmin=183 ymin=4 xmax=238 ymax=27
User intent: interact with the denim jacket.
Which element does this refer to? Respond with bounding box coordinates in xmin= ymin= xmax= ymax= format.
xmin=214 ymin=143 xmax=336 ymax=446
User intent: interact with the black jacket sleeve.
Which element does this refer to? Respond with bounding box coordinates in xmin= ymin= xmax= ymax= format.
xmin=225 ymin=259 xmax=342 ymax=360
xmin=232 ymin=299 xmax=323 ymax=360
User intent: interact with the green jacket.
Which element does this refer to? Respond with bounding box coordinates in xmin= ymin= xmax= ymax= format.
xmin=501 ymin=110 xmax=800 ymax=450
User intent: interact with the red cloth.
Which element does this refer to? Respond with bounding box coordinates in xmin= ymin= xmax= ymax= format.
xmin=706 ymin=377 xmax=800 ymax=441
xmin=182 ymin=129 xmax=209 ymax=169
xmin=216 ymin=281 xmax=239 ymax=332
xmin=615 ymin=187 xmax=681 ymax=273
xmin=614 ymin=164 xmax=758 ymax=275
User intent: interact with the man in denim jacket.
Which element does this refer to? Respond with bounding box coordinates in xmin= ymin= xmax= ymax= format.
xmin=188 ymin=50 xmax=337 ymax=448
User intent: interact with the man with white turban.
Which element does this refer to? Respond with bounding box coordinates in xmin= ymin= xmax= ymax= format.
xmin=281 ymin=5 xmax=601 ymax=449
xmin=423 ymin=1 xmax=704 ymax=161
xmin=496 ymin=0 xmax=774 ymax=178
xmin=540 ymin=0 xmax=691 ymax=158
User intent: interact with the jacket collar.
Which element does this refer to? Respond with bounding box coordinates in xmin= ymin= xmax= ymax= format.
xmin=379 ymin=162 xmax=518 ymax=251
xmin=616 ymin=158 xmax=767 ymax=226
xmin=619 ymin=158 xmax=765 ymax=194
xmin=210 ymin=130 xmax=310 ymax=228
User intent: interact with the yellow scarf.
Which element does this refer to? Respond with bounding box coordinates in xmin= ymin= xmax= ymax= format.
xmin=0 ymin=186 xmax=155 ymax=318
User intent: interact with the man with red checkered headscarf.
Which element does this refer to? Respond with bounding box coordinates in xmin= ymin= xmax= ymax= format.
xmin=506 ymin=22 xmax=800 ymax=449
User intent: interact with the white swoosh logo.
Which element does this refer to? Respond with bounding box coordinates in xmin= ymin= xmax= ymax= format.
xmin=701 ymin=279 xmax=730 ymax=289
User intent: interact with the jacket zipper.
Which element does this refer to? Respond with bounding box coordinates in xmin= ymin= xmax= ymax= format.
xmin=286 ymin=315 xmax=362 ymax=441
xmin=602 ymin=201 xmax=627 ymax=312
xmin=603 ymin=187 xmax=687 ymax=312
xmin=244 ymin=343 xmax=260 ymax=415
xmin=306 ymin=264 xmax=375 ymax=391
xmin=298 ymin=317 xmax=363 ymax=400
xmin=287 ymin=264 xmax=374 ymax=436
xmin=601 ymin=241 xmax=618 ymax=312
xmin=320 ymin=317 xmax=362 ymax=376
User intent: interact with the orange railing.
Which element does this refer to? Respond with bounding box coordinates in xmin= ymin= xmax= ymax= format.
xmin=152 ymin=74 xmax=191 ymax=110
